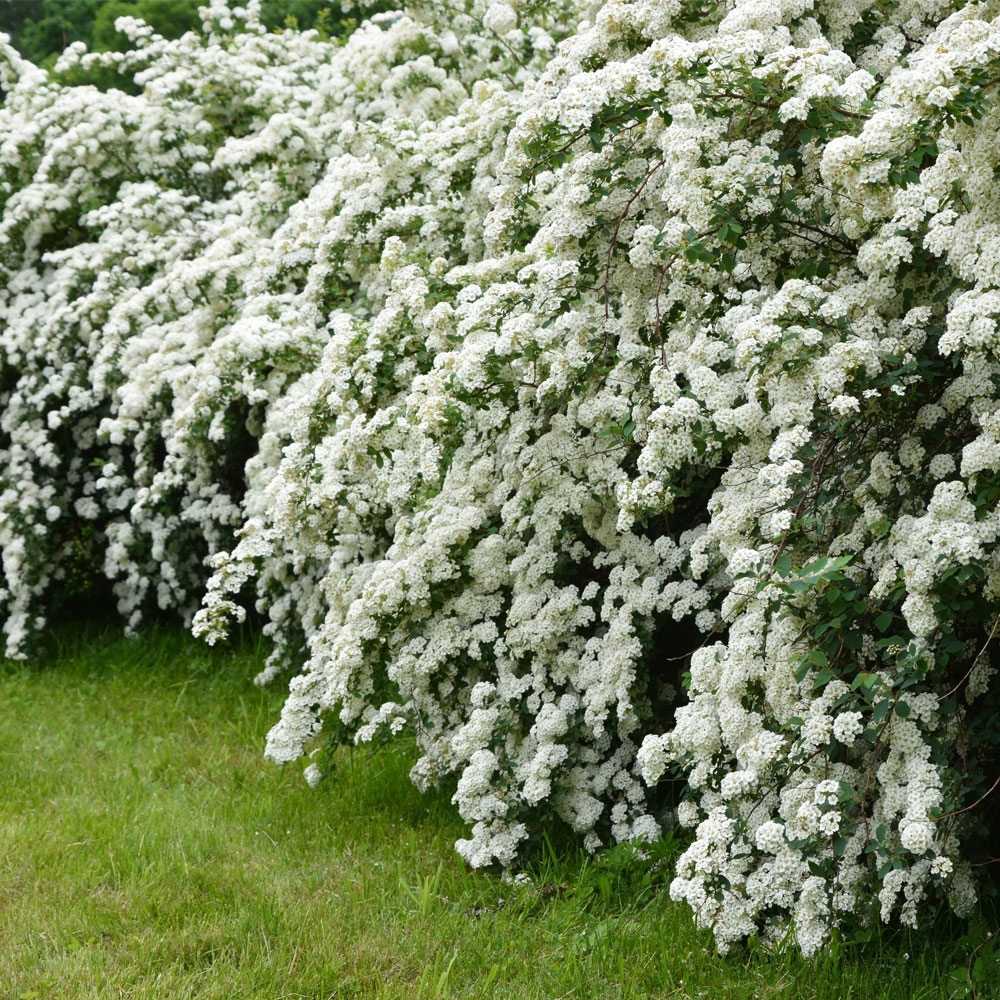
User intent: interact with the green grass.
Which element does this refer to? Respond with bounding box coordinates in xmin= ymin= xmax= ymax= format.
xmin=0 ymin=626 xmax=996 ymax=1000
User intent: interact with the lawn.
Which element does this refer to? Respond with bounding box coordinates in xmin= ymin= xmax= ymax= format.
xmin=0 ymin=627 xmax=995 ymax=999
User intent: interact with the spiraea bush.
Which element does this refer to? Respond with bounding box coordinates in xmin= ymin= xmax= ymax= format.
xmin=3 ymin=0 xmax=1000 ymax=955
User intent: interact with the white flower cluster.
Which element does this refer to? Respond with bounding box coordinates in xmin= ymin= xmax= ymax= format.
xmin=3 ymin=0 xmax=999 ymax=955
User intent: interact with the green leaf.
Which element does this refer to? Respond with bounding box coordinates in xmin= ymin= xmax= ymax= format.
xmin=851 ymin=672 xmax=877 ymax=693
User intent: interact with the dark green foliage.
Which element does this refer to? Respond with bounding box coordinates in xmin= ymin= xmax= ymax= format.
xmin=0 ymin=0 xmax=45 ymax=47
xmin=3 ymin=0 xmax=355 ymax=87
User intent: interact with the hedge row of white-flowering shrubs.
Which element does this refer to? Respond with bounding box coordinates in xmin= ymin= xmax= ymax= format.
xmin=4 ymin=0 xmax=1000 ymax=955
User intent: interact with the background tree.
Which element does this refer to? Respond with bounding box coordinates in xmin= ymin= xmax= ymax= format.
xmin=3 ymin=0 xmax=351 ymax=88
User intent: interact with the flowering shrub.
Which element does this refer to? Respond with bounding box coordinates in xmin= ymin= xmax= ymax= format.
xmin=4 ymin=0 xmax=1000 ymax=955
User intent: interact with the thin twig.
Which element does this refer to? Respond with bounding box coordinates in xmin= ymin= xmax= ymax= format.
xmin=598 ymin=158 xmax=666 ymax=323
xmin=704 ymin=91 xmax=871 ymax=121
xmin=652 ymin=225 xmax=720 ymax=368
xmin=517 ymin=441 xmax=632 ymax=491
xmin=968 ymin=927 xmax=998 ymax=1000
xmin=944 ymin=613 xmax=1000 ymax=699
xmin=936 ymin=772 xmax=1000 ymax=822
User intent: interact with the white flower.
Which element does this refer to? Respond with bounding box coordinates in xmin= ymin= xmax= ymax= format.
xmin=930 ymin=856 xmax=953 ymax=877
xmin=832 ymin=711 xmax=863 ymax=746
xmin=483 ymin=2 xmax=517 ymax=36
xmin=901 ymin=820 xmax=935 ymax=855
xmin=830 ymin=395 xmax=861 ymax=417
xmin=818 ymin=810 xmax=841 ymax=836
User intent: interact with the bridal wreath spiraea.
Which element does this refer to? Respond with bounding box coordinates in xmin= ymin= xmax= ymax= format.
xmin=3 ymin=0 xmax=1000 ymax=954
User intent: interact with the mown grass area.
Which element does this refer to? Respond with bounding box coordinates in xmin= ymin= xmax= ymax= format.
xmin=0 ymin=626 xmax=996 ymax=1000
